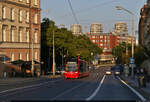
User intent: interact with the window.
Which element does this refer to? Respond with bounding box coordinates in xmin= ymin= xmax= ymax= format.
xmin=11 ymin=28 xmax=15 ymax=42
xmin=34 ymin=52 xmax=38 ymax=60
xmin=11 ymin=53 xmax=15 ymax=61
xmin=34 ymin=0 xmax=38 ymax=5
xmin=34 ymin=31 xmax=38 ymax=43
xmin=26 ymin=0 xmax=29 ymax=3
xmin=26 ymin=53 xmax=29 ymax=61
xmin=11 ymin=8 xmax=15 ymax=21
xmin=34 ymin=13 xmax=38 ymax=24
xmin=26 ymin=11 xmax=29 ymax=23
xmin=2 ymin=6 xmax=6 ymax=19
xmin=2 ymin=27 xmax=6 ymax=42
xmin=19 ymin=10 xmax=23 ymax=22
xmin=92 ymin=36 xmax=95 ymax=38
xmin=19 ymin=53 xmax=22 ymax=60
xmin=100 ymin=36 xmax=103 ymax=38
xmin=26 ymin=30 xmax=29 ymax=42
xmin=19 ymin=29 xmax=22 ymax=42
xmin=92 ymin=40 xmax=95 ymax=43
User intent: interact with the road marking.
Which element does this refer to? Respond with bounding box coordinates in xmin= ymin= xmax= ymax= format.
xmin=0 ymin=79 xmax=62 ymax=95
xmin=86 ymin=75 xmax=106 ymax=101
xmin=117 ymin=76 xmax=146 ymax=102
xmin=51 ymin=82 xmax=86 ymax=100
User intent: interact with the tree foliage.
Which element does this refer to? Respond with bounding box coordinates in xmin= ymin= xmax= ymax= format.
xmin=41 ymin=18 xmax=102 ymax=70
xmin=134 ymin=45 xmax=147 ymax=66
xmin=112 ymin=42 xmax=131 ymax=64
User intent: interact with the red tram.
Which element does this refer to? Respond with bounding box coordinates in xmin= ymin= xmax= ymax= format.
xmin=64 ymin=57 xmax=89 ymax=79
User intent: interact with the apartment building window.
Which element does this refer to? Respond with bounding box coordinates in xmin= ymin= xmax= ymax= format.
xmin=92 ymin=36 xmax=95 ymax=38
xmin=34 ymin=0 xmax=38 ymax=5
xmin=100 ymin=36 xmax=103 ymax=38
xmin=34 ymin=13 xmax=38 ymax=24
xmin=26 ymin=53 xmax=29 ymax=61
xmin=34 ymin=31 xmax=38 ymax=43
xmin=2 ymin=27 xmax=6 ymax=42
xmin=26 ymin=11 xmax=29 ymax=23
xmin=19 ymin=29 xmax=23 ymax=42
xmin=2 ymin=6 xmax=6 ymax=19
xmin=26 ymin=29 xmax=29 ymax=42
xmin=11 ymin=28 xmax=15 ymax=42
xmin=92 ymin=40 xmax=95 ymax=43
xmin=19 ymin=53 xmax=22 ymax=60
xmin=11 ymin=8 xmax=15 ymax=21
xmin=11 ymin=53 xmax=15 ymax=61
xmin=34 ymin=52 xmax=38 ymax=60
xmin=26 ymin=0 xmax=29 ymax=3
xmin=19 ymin=10 xmax=23 ymax=22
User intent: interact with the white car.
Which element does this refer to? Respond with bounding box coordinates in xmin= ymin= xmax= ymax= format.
xmin=105 ymin=70 xmax=112 ymax=75
xmin=114 ymin=70 xmax=120 ymax=75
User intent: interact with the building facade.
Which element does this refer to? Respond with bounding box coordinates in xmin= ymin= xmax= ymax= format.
xmin=113 ymin=22 xmax=128 ymax=36
xmin=87 ymin=32 xmax=136 ymax=63
xmin=90 ymin=23 xmax=103 ymax=34
xmin=87 ymin=32 xmax=118 ymax=51
xmin=0 ymin=0 xmax=41 ymax=63
xmin=139 ymin=1 xmax=150 ymax=45
xmin=86 ymin=32 xmax=117 ymax=63
xmin=70 ymin=24 xmax=82 ymax=36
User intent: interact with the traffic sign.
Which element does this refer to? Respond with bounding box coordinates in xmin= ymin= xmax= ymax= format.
xmin=130 ymin=58 xmax=135 ymax=64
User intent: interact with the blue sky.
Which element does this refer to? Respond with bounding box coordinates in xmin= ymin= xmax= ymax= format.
xmin=41 ymin=0 xmax=146 ymax=37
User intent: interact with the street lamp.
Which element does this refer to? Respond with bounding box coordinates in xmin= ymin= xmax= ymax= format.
xmin=116 ymin=6 xmax=135 ymax=78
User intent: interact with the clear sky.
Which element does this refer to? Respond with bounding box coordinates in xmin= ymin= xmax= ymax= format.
xmin=41 ymin=0 xmax=146 ymax=37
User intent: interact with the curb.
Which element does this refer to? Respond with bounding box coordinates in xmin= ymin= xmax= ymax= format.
xmin=120 ymin=76 xmax=150 ymax=100
xmin=40 ymin=75 xmax=63 ymax=79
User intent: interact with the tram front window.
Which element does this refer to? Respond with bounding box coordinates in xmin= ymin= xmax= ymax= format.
xmin=66 ymin=62 xmax=77 ymax=72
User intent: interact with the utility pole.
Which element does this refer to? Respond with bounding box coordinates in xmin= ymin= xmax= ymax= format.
xmin=131 ymin=15 xmax=135 ymax=78
xmin=29 ymin=1 xmax=34 ymax=77
xmin=31 ymin=35 xmax=34 ymax=76
xmin=53 ymin=30 xmax=56 ymax=76
xmin=116 ymin=6 xmax=135 ymax=78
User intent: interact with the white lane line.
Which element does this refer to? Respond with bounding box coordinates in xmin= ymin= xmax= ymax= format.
xmin=0 ymin=79 xmax=62 ymax=94
xmin=86 ymin=75 xmax=106 ymax=101
xmin=117 ymin=76 xmax=146 ymax=102
xmin=51 ymin=82 xmax=86 ymax=100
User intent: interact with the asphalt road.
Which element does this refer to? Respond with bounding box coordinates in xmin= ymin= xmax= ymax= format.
xmin=0 ymin=66 xmax=143 ymax=101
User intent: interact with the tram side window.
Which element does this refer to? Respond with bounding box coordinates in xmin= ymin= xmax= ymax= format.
xmin=83 ymin=62 xmax=86 ymax=72
xmin=79 ymin=62 xmax=84 ymax=72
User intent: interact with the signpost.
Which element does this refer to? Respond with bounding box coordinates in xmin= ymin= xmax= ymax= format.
xmin=130 ymin=57 xmax=136 ymax=78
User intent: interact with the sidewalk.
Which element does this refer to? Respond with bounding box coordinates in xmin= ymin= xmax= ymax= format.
xmin=121 ymin=75 xmax=150 ymax=99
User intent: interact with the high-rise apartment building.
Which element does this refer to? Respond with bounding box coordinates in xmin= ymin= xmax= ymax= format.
xmin=0 ymin=0 xmax=41 ymax=62
xmin=90 ymin=23 xmax=103 ymax=34
xmin=114 ymin=22 xmax=128 ymax=36
xmin=70 ymin=24 xmax=82 ymax=36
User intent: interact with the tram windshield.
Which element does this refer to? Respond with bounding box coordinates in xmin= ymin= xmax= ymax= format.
xmin=66 ymin=62 xmax=77 ymax=72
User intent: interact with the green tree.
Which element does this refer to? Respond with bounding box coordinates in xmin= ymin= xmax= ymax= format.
xmin=134 ymin=45 xmax=147 ymax=66
xmin=41 ymin=18 xmax=102 ymax=72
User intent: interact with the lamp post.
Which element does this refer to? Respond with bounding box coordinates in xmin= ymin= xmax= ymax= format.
xmin=52 ymin=30 xmax=56 ymax=76
xmin=116 ymin=6 xmax=135 ymax=78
